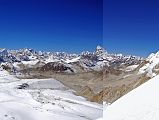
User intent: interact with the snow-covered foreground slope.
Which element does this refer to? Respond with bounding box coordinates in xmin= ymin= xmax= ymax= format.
xmin=101 ymin=75 xmax=159 ymax=120
xmin=0 ymin=70 xmax=102 ymax=120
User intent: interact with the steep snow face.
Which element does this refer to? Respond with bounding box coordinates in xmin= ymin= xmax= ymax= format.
xmin=0 ymin=70 xmax=102 ymax=120
xmin=101 ymin=75 xmax=159 ymax=120
xmin=138 ymin=51 xmax=159 ymax=77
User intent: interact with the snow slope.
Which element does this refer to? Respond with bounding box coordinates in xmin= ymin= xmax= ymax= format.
xmin=101 ymin=75 xmax=159 ymax=120
xmin=0 ymin=70 xmax=102 ymax=120
xmin=138 ymin=51 xmax=159 ymax=77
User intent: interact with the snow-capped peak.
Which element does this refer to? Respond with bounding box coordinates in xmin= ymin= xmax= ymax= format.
xmin=95 ymin=45 xmax=107 ymax=55
xmin=138 ymin=51 xmax=159 ymax=78
xmin=147 ymin=51 xmax=159 ymax=61
xmin=0 ymin=48 xmax=8 ymax=55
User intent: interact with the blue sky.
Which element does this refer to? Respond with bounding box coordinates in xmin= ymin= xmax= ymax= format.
xmin=104 ymin=0 xmax=159 ymax=57
xmin=0 ymin=0 xmax=102 ymax=53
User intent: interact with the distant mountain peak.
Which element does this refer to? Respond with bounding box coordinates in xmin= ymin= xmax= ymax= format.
xmin=96 ymin=45 xmax=103 ymax=50
xmin=95 ymin=45 xmax=107 ymax=55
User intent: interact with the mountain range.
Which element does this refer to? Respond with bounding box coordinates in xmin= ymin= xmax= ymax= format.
xmin=1 ymin=46 xmax=159 ymax=120
xmin=0 ymin=46 xmax=143 ymax=73
xmin=2 ymin=46 xmax=159 ymax=104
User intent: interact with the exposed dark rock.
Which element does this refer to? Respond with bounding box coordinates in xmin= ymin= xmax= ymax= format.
xmin=17 ymin=83 xmax=29 ymax=89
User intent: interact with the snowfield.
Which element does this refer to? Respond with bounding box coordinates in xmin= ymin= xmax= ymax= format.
xmin=101 ymin=75 xmax=159 ymax=120
xmin=0 ymin=70 xmax=102 ymax=120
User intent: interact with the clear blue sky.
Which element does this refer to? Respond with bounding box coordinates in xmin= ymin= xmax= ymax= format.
xmin=104 ymin=0 xmax=159 ymax=57
xmin=0 ymin=0 xmax=102 ymax=53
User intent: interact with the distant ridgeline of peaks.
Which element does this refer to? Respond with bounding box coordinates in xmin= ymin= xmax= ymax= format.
xmin=0 ymin=46 xmax=144 ymax=74
xmin=0 ymin=46 xmax=106 ymax=63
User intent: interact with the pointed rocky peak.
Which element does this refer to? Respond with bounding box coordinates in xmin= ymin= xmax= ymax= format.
xmin=96 ymin=45 xmax=106 ymax=52
xmin=95 ymin=45 xmax=108 ymax=56
xmin=96 ymin=45 xmax=103 ymax=50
